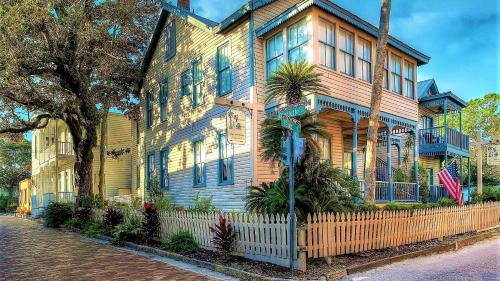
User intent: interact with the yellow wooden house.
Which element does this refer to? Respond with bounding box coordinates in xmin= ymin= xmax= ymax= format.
xmin=31 ymin=113 xmax=136 ymax=216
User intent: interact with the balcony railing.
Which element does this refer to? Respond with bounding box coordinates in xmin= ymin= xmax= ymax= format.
xmin=38 ymin=142 xmax=74 ymax=164
xmin=360 ymin=181 xmax=418 ymax=202
xmin=419 ymin=126 xmax=469 ymax=151
xmin=57 ymin=192 xmax=76 ymax=203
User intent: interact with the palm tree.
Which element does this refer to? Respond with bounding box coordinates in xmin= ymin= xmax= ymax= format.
xmin=265 ymin=60 xmax=328 ymax=106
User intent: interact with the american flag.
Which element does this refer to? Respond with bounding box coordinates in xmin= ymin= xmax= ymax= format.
xmin=437 ymin=161 xmax=464 ymax=205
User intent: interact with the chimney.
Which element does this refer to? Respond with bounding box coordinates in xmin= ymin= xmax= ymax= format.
xmin=178 ymin=0 xmax=190 ymax=11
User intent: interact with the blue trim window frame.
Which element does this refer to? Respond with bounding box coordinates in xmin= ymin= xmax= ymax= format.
xmin=217 ymin=42 xmax=232 ymax=96
xmin=287 ymin=18 xmax=309 ymax=63
xmin=192 ymin=58 xmax=204 ymax=108
xmin=193 ymin=137 xmax=206 ymax=187
xmin=181 ymin=69 xmax=192 ymax=97
xmin=146 ymin=91 xmax=153 ymax=128
xmin=218 ymin=133 xmax=234 ymax=185
xmin=317 ymin=135 xmax=332 ymax=163
xmin=383 ymin=53 xmax=389 ymax=90
xmin=146 ymin=152 xmax=156 ymax=189
xmin=159 ymin=147 xmax=169 ymax=190
xmin=266 ymin=32 xmax=284 ymax=79
xmin=404 ymin=60 xmax=415 ymax=99
xmin=164 ymin=21 xmax=176 ymax=60
xmin=159 ymin=79 xmax=168 ymax=122
xmin=391 ymin=54 xmax=402 ymax=94
xmin=319 ymin=19 xmax=335 ymax=70
xmin=339 ymin=28 xmax=355 ymax=77
xmin=357 ymin=37 xmax=372 ymax=83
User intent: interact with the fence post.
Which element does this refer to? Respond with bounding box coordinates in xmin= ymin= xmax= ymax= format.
xmin=298 ymin=227 xmax=307 ymax=272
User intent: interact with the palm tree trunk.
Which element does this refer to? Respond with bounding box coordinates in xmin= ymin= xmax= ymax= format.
xmin=98 ymin=102 xmax=110 ymax=200
xmin=365 ymin=0 xmax=392 ymax=202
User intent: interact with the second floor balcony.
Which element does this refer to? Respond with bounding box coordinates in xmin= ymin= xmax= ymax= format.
xmin=37 ymin=141 xmax=75 ymax=164
xmin=419 ymin=126 xmax=470 ymax=156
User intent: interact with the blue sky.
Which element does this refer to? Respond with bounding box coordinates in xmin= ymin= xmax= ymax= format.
xmin=188 ymin=0 xmax=499 ymax=101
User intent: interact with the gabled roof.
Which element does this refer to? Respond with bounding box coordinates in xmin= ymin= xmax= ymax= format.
xmin=254 ymin=0 xmax=430 ymax=66
xmin=417 ymin=79 xmax=439 ymax=99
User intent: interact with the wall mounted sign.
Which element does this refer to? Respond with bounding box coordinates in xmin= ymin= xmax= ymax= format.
xmin=487 ymin=144 xmax=500 ymax=166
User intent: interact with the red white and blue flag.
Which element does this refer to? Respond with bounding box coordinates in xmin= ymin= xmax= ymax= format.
xmin=437 ymin=161 xmax=464 ymax=205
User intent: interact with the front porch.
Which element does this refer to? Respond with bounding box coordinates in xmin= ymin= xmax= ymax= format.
xmin=309 ymin=94 xmax=420 ymax=203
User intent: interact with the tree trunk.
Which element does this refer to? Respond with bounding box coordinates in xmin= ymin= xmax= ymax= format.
xmin=98 ymin=103 xmax=110 ymax=200
xmin=364 ymin=0 xmax=392 ymax=202
xmin=74 ymin=140 xmax=94 ymax=203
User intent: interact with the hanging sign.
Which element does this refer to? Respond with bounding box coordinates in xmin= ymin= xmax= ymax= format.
xmin=227 ymin=109 xmax=246 ymax=145
xmin=487 ymin=144 xmax=500 ymax=166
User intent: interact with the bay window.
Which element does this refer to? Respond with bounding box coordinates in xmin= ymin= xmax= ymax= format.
xmin=405 ymin=61 xmax=415 ymax=99
xmin=358 ymin=37 xmax=371 ymax=83
xmin=339 ymin=28 xmax=354 ymax=77
xmin=391 ymin=54 xmax=402 ymax=94
xmin=319 ymin=20 xmax=335 ymax=70
xmin=287 ymin=19 xmax=309 ymax=63
xmin=266 ymin=32 xmax=284 ymax=78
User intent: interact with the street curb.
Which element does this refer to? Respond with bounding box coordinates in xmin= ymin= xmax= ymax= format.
xmin=346 ymin=228 xmax=499 ymax=275
xmin=91 ymin=234 xmax=290 ymax=281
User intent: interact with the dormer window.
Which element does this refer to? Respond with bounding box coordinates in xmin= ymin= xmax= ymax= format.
xmin=164 ymin=21 xmax=176 ymax=60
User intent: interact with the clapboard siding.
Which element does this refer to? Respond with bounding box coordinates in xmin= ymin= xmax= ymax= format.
xmin=139 ymin=13 xmax=252 ymax=210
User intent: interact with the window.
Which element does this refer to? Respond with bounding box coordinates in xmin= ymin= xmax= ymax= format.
xmin=164 ymin=21 xmax=176 ymax=60
xmin=339 ymin=28 xmax=354 ymax=76
xmin=136 ymin=122 xmax=140 ymax=144
xmin=317 ymin=136 xmax=331 ymax=163
xmin=217 ymin=42 xmax=232 ymax=96
xmin=136 ymin=166 xmax=140 ymax=189
xmin=427 ymin=168 xmax=434 ymax=186
xmin=405 ymin=61 xmax=415 ymax=99
xmin=193 ymin=138 xmax=205 ymax=187
xmin=319 ymin=20 xmax=335 ymax=69
xmin=288 ymin=19 xmax=309 ymax=63
xmin=266 ymin=32 xmax=284 ymax=78
xmin=343 ymin=152 xmax=353 ymax=176
xmin=146 ymin=91 xmax=153 ymax=127
xmin=383 ymin=54 xmax=389 ymax=90
xmin=358 ymin=37 xmax=371 ymax=83
xmin=218 ymin=133 xmax=234 ymax=184
xmin=159 ymin=80 xmax=168 ymax=122
xmin=181 ymin=69 xmax=192 ymax=97
xmin=147 ymin=153 xmax=156 ymax=188
xmin=160 ymin=148 xmax=169 ymax=190
xmin=391 ymin=54 xmax=402 ymax=94
xmin=422 ymin=116 xmax=433 ymax=129
xmin=192 ymin=59 xmax=204 ymax=108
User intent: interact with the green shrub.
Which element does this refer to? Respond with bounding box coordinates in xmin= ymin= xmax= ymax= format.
xmin=471 ymin=186 xmax=500 ymax=203
xmin=83 ymin=220 xmax=105 ymax=238
xmin=152 ymin=195 xmax=173 ymax=212
xmin=352 ymin=203 xmax=380 ymax=212
xmin=384 ymin=202 xmax=441 ymax=211
xmin=191 ymin=193 xmax=217 ymax=212
xmin=74 ymin=207 xmax=92 ymax=228
xmin=162 ymin=231 xmax=199 ymax=253
xmin=393 ymin=168 xmax=409 ymax=182
xmin=0 ymin=195 xmax=17 ymax=213
xmin=438 ymin=198 xmax=457 ymax=207
xmin=78 ymin=195 xmax=105 ymax=209
xmin=63 ymin=218 xmax=80 ymax=229
xmin=113 ymin=222 xmax=142 ymax=245
xmin=103 ymin=207 xmax=124 ymax=232
xmin=44 ymin=202 xmax=74 ymax=228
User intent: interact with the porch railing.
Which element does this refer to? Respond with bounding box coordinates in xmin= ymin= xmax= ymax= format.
xmin=419 ymin=126 xmax=469 ymax=151
xmin=42 ymin=193 xmax=55 ymax=208
xmin=57 ymin=192 xmax=76 ymax=203
xmin=393 ymin=182 xmax=418 ymax=201
xmin=58 ymin=142 xmax=75 ymax=156
xmin=429 ymin=184 xmax=449 ymax=202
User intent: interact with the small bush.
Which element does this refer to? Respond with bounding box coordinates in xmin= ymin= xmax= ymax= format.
xmin=162 ymin=231 xmax=199 ymax=253
xmin=74 ymin=207 xmax=92 ymax=228
xmin=471 ymin=186 xmax=500 ymax=203
xmin=209 ymin=215 xmax=236 ymax=257
xmin=152 ymin=196 xmax=173 ymax=212
xmin=438 ymin=198 xmax=457 ymax=207
xmin=189 ymin=192 xmax=216 ymax=213
xmin=142 ymin=202 xmax=160 ymax=246
xmin=113 ymin=222 xmax=142 ymax=245
xmin=103 ymin=208 xmax=124 ymax=232
xmin=83 ymin=220 xmax=105 ymax=238
xmin=63 ymin=218 xmax=80 ymax=230
xmin=352 ymin=203 xmax=380 ymax=212
xmin=78 ymin=195 xmax=105 ymax=209
xmin=44 ymin=202 xmax=74 ymax=228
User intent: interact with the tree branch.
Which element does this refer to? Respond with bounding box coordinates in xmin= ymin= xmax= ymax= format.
xmin=0 ymin=114 xmax=51 ymax=134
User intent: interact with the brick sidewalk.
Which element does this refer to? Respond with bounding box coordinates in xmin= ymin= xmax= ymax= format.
xmin=0 ymin=216 xmax=217 ymax=281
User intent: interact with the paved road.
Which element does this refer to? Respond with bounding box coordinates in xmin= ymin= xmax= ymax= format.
xmin=0 ymin=216 xmax=231 ymax=281
xmin=343 ymin=236 xmax=500 ymax=281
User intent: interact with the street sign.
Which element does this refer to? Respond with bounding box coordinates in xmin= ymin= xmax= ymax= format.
xmin=280 ymin=115 xmax=301 ymax=133
xmin=487 ymin=144 xmax=500 ymax=166
xmin=227 ymin=109 xmax=246 ymax=145
xmin=277 ymin=102 xmax=306 ymax=119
